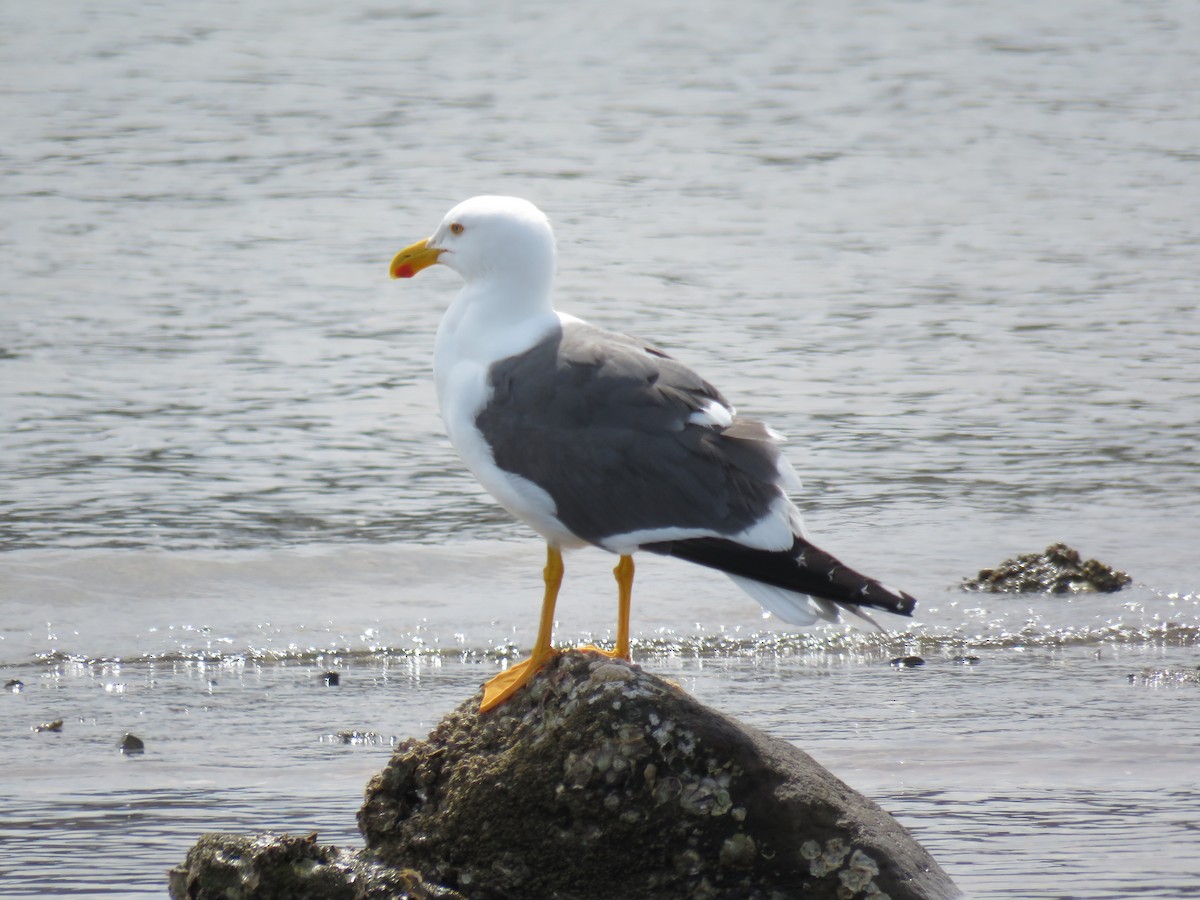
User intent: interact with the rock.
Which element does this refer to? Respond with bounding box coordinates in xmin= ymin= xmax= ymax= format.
xmin=358 ymin=651 xmax=959 ymax=900
xmin=961 ymin=543 xmax=1131 ymax=594
xmin=119 ymin=733 xmax=146 ymax=754
xmin=890 ymin=656 xmax=926 ymax=668
xmin=169 ymin=651 xmax=959 ymax=899
xmin=166 ymin=832 xmax=464 ymax=900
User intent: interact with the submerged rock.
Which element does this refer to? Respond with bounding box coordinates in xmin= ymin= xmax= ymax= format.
xmin=167 ymin=832 xmax=463 ymax=900
xmin=359 ymin=651 xmax=959 ymax=900
xmin=961 ymin=543 xmax=1131 ymax=594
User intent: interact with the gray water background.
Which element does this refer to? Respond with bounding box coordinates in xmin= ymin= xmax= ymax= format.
xmin=2 ymin=0 xmax=1199 ymax=896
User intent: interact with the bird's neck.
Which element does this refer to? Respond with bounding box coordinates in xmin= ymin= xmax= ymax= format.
xmin=434 ymin=280 xmax=559 ymax=388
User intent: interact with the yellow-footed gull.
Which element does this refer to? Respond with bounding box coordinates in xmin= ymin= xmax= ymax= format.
xmin=389 ymin=196 xmax=916 ymax=712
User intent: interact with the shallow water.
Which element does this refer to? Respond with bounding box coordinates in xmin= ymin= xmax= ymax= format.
xmin=4 ymin=549 xmax=1200 ymax=898
xmin=3 ymin=0 xmax=1200 ymax=896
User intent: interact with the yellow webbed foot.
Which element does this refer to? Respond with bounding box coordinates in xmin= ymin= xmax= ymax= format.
xmin=480 ymin=646 xmax=560 ymax=712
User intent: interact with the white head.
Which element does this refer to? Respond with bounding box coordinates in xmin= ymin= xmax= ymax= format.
xmin=390 ymin=196 xmax=557 ymax=299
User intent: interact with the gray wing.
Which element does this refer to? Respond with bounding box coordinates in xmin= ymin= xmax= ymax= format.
xmin=475 ymin=321 xmax=786 ymax=546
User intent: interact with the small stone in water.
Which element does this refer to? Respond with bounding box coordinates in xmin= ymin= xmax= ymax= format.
xmin=119 ymin=733 xmax=146 ymax=754
xmin=891 ymin=656 xmax=925 ymax=668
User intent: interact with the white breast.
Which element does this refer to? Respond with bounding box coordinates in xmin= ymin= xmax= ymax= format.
xmin=434 ymin=296 xmax=587 ymax=549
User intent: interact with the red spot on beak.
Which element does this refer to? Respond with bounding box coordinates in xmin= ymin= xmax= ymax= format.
xmin=395 ymin=264 xmax=415 ymax=278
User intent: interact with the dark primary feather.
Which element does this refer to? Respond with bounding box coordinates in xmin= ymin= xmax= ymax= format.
xmin=643 ymin=535 xmax=917 ymax=618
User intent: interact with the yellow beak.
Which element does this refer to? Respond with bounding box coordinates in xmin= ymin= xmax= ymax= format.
xmin=389 ymin=238 xmax=443 ymax=279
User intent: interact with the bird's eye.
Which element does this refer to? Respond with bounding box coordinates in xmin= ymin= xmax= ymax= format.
xmin=450 ymin=223 xmax=464 ymax=235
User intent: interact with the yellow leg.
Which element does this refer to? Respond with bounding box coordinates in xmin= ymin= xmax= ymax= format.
xmin=480 ymin=545 xmax=563 ymax=712
xmin=614 ymin=554 xmax=633 ymax=659
xmin=579 ymin=554 xmax=635 ymax=661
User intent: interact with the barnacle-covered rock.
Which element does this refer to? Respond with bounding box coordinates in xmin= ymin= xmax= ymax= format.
xmin=358 ymin=651 xmax=958 ymax=900
xmin=166 ymin=832 xmax=463 ymax=899
xmin=961 ymin=543 xmax=1131 ymax=594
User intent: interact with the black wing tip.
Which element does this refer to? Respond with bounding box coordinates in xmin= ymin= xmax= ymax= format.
xmin=857 ymin=587 xmax=917 ymax=619
xmin=647 ymin=535 xmax=920 ymax=618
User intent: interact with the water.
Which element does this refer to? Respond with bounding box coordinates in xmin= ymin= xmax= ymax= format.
xmin=2 ymin=0 xmax=1199 ymax=896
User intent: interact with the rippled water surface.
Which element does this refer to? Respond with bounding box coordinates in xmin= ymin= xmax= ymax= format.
xmin=3 ymin=0 xmax=1199 ymax=896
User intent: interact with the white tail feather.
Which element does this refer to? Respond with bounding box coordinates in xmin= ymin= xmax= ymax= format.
xmin=725 ymin=574 xmax=840 ymax=626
